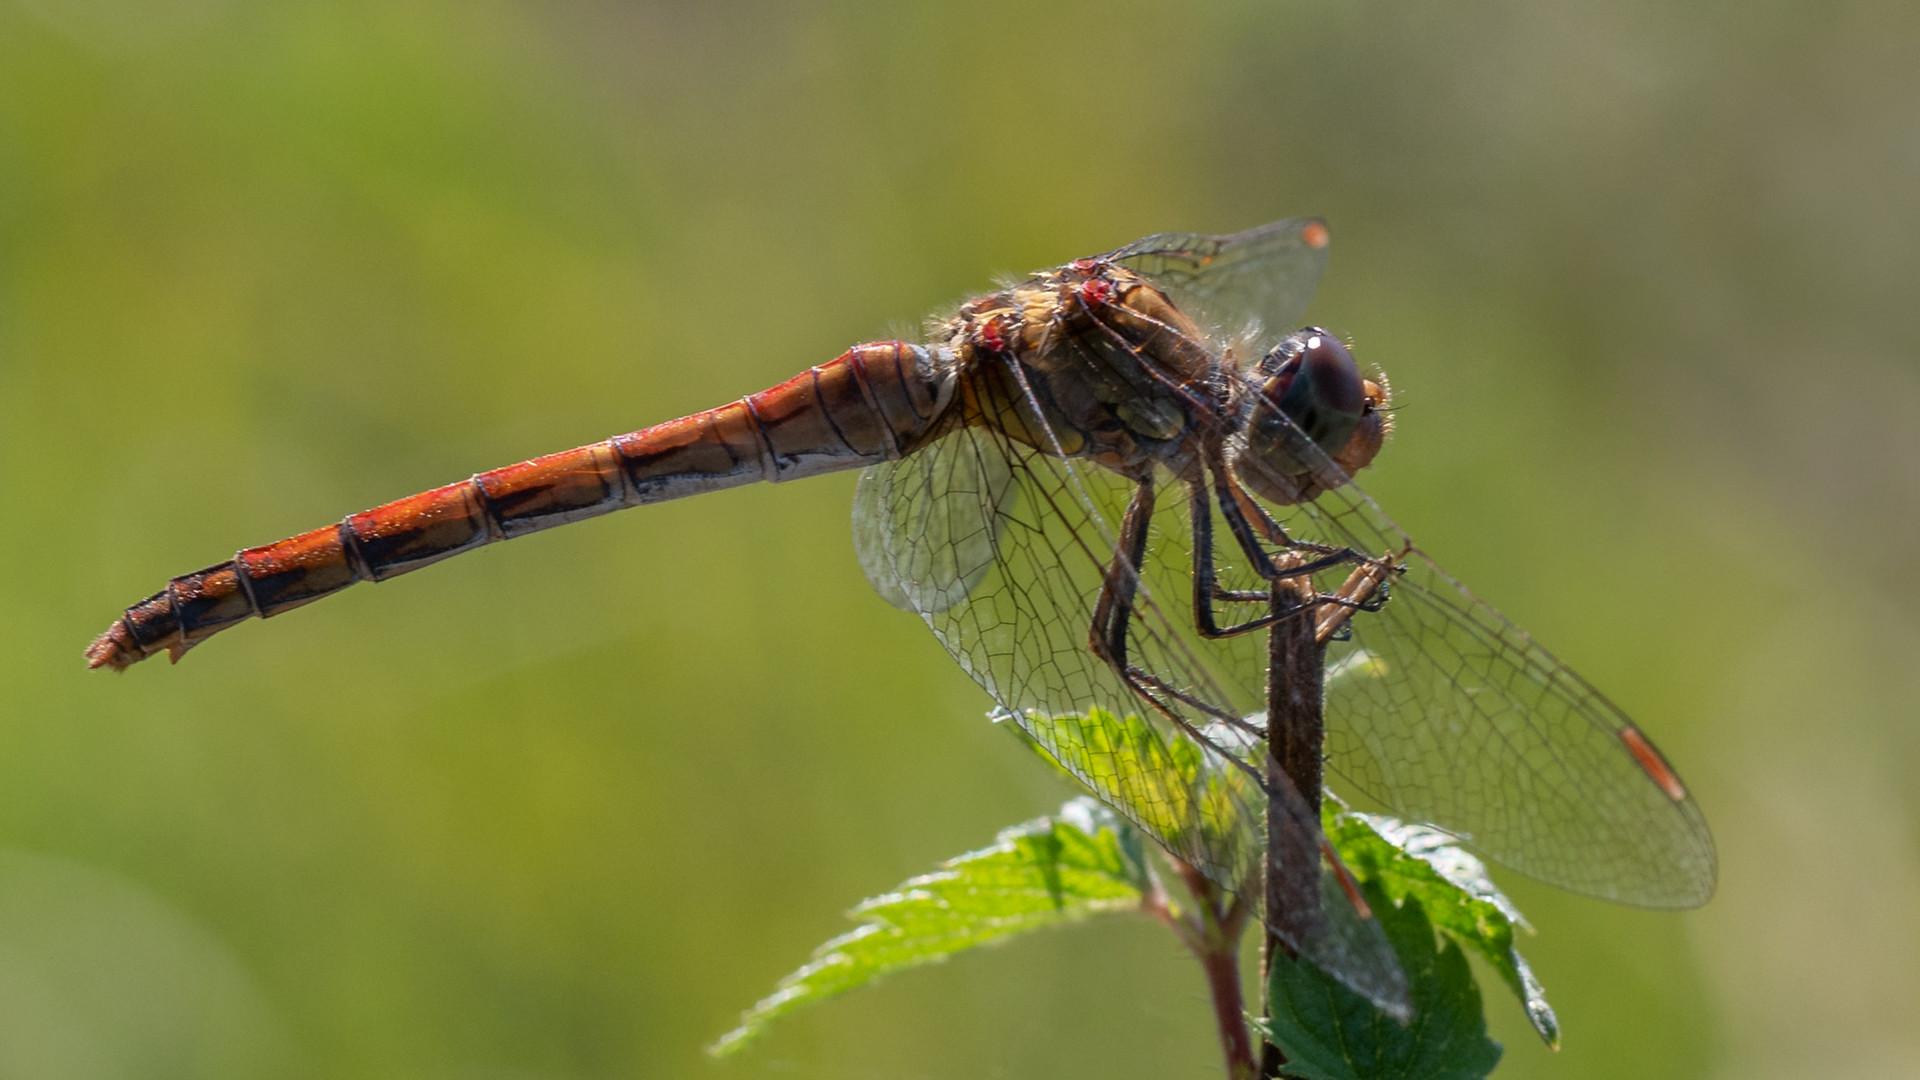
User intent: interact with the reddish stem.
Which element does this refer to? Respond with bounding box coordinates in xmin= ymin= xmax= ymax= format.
xmin=1198 ymin=938 xmax=1258 ymax=1080
xmin=1171 ymin=860 xmax=1258 ymax=1080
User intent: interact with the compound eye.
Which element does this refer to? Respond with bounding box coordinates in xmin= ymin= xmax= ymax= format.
xmin=1255 ymin=330 xmax=1368 ymax=454
xmin=1297 ymin=332 xmax=1364 ymax=419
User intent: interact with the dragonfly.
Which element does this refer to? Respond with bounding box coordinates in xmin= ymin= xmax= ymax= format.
xmin=88 ymin=218 xmax=1716 ymax=1015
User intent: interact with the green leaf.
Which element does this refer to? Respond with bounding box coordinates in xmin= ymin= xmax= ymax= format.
xmin=999 ymin=707 xmax=1259 ymax=888
xmin=1263 ymin=886 xmax=1503 ymax=1080
xmin=1324 ymin=806 xmax=1559 ymax=1048
xmin=1001 ymin=708 xmax=1555 ymax=1058
xmin=708 ymin=797 xmax=1149 ymax=1057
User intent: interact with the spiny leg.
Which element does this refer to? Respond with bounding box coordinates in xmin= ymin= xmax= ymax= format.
xmin=1192 ymin=451 xmax=1398 ymax=644
xmin=1201 ymin=443 xmax=1367 ymax=582
xmin=1088 ymin=473 xmax=1156 ymax=669
xmin=1086 ymin=475 xmax=1261 ymax=745
xmin=1188 ymin=478 xmax=1324 ymax=640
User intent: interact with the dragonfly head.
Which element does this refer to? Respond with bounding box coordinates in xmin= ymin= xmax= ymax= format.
xmin=1236 ymin=329 xmax=1391 ymax=505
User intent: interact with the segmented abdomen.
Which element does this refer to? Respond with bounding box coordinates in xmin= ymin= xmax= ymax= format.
xmin=88 ymin=342 xmax=950 ymax=670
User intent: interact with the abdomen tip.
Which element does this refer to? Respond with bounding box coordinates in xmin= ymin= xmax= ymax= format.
xmin=84 ymin=626 xmax=137 ymax=671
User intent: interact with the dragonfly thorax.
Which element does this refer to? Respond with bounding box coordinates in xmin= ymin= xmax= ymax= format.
xmin=941 ymin=266 xmax=1222 ymax=475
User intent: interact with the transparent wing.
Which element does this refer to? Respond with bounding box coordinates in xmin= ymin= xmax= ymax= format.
xmin=852 ymin=427 xmax=1015 ymax=614
xmin=1110 ymin=217 xmax=1332 ymax=351
xmin=1321 ymin=548 xmax=1717 ymax=908
xmin=850 ymin=373 xmax=1409 ymax=1014
xmin=1224 ymin=370 xmax=1719 ymax=909
xmin=1036 ymin=249 xmax=1715 ymax=909
xmin=852 ymin=416 xmax=1257 ymax=873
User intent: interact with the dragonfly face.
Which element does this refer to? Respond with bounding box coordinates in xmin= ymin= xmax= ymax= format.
xmin=1237 ymin=330 xmax=1392 ymax=507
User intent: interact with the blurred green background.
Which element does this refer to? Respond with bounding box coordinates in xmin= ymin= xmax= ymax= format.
xmin=3 ymin=0 xmax=1917 ymax=1077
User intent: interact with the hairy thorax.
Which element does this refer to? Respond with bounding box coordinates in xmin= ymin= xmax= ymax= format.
xmin=933 ymin=262 xmax=1231 ymax=479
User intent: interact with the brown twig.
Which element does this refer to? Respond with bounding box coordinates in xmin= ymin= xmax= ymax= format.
xmin=1169 ymin=860 xmax=1259 ymax=1080
xmin=1258 ymin=552 xmax=1394 ymax=1077
xmin=1173 ymin=552 xmax=1396 ymax=1079
xmin=1259 ymin=562 xmax=1326 ymax=1080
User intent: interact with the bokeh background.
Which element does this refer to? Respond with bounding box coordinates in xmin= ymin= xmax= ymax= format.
xmin=3 ymin=1 xmax=1917 ymax=1077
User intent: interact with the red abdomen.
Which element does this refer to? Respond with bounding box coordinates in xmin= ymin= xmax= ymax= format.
xmin=88 ymin=343 xmax=951 ymax=670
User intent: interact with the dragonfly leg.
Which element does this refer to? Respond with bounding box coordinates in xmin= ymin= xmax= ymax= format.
xmin=1189 ymin=479 xmax=1322 ymax=640
xmin=1306 ymin=556 xmax=1399 ymax=646
xmin=1203 ymin=447 xmax=1366 ymax=580
xmin=1087 ymin=474 xmax=1156 ymax=668
xmin=1086 ymin=476 xmax=1262 ymax=743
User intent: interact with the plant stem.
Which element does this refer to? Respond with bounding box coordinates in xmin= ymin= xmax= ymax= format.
xmin=1171 ymin=861 xmax=1258 ymax=1080
xmin=1199 ymin=936 xmax=1258 ymax=1080
xmin=1260 ymin=572 xmax=1327 ymax=1080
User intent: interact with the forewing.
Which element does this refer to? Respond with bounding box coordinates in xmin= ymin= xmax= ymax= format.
xmin=1225 ymin=372 xmax=1718 ymax=909
xmin=1318 ymin=550 xmax=1718 ymax=908
xmin=1111 ymin=217 xmax=1331 ymax=350
xmin=850 ymin=362 xmax=1409 ymax=1012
